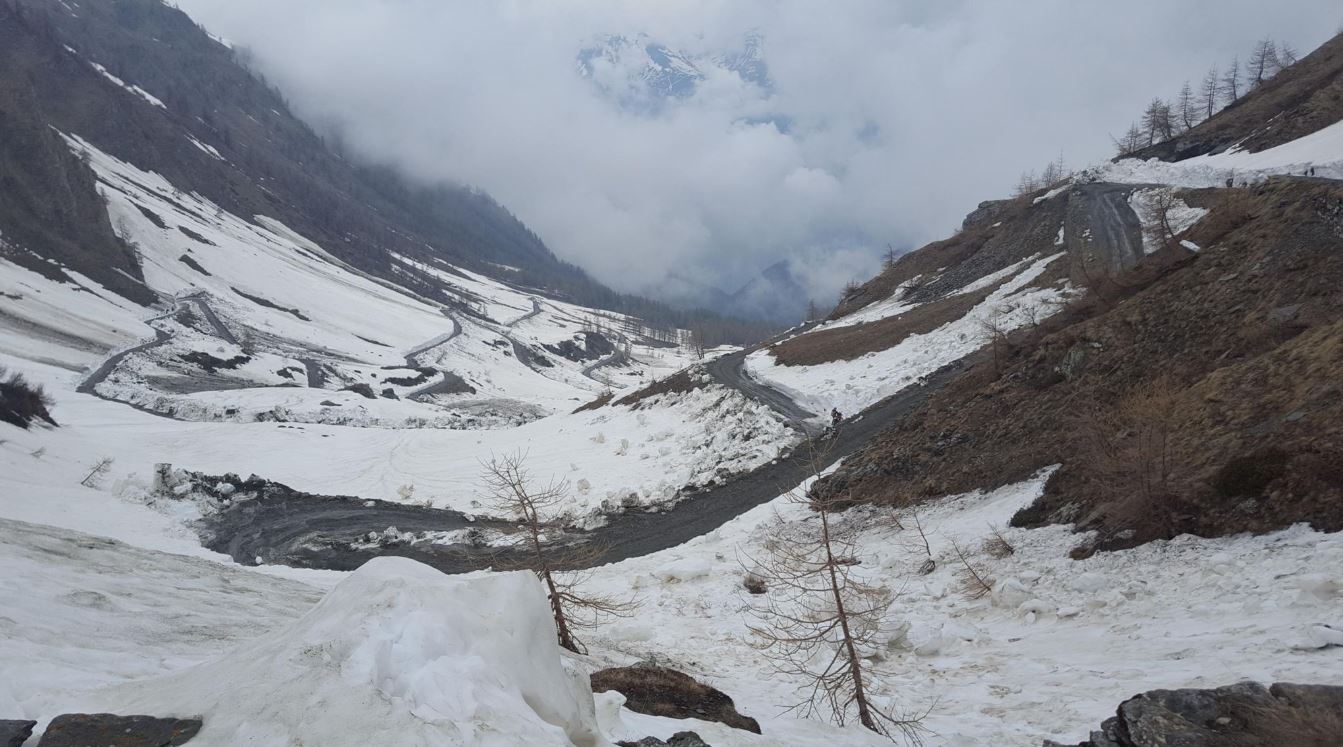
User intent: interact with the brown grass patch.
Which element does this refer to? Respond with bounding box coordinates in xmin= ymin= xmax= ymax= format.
xmin=772 ymin=282 xmax=1001 ymax=367
xmin=614 ymin=370 xmax=706 ymax=408
xmin=573 ymin=389 xmax=614 ymax=413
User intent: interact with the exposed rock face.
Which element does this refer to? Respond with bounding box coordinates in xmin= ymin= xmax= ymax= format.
xmin=592 ymin=663 xmax=761 ymax=734
xmin=618 ymin=732 xmax=710 ymax=747
xmin=961 ymin=198 xmax=1014 ymax=230
xmin=1045 ymin=681 xmax=1343 ymax=746
xmin=37 ymin=714 xmax=202 ymax=746
xmin=0 ymin=720 xmax=36 ymax=747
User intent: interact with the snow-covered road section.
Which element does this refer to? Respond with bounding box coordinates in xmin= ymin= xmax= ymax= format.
xmin=744 ymin=252 xmax=1072 ymax=415
xmin=1098 ymin=117 xmax=1343 ymax=186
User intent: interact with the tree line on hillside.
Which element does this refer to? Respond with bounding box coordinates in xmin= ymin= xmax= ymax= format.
xmin=1113 ymin=37 xmax=1299 ymax=156
xmin=1013 ymin=153 xmax=1073 ymax=197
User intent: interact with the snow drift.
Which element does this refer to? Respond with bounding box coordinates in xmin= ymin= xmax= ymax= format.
xmin=84 ymin=558 xmax=608 ymax=746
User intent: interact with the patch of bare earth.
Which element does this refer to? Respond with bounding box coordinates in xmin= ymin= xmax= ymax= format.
xmin=770 ymin=281 xmax=1003 ymax=366
xmin=613 ymin=369 xmax=707 ymax=409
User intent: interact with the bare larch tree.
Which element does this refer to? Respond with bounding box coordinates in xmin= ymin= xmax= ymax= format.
xmin=482 ymin=452 xmax=638 ymax=653
xmin=1141 ymin=98 xmax=1174 ymax=145
xmin=1199 ymin=66 xmax=1220 ymax=120
xmin=1176 ymin=81 xmax=1198 ymax=132
xmin=1249 ymin=38 xmax=1280 ymax=87
xmin=743 ymin=441 xmax=925 ymax=743
xmin=1220 ymin=56 xmax=1242 ymax=103
xmin=1277 ymin=43 xmax=1298 ymax=71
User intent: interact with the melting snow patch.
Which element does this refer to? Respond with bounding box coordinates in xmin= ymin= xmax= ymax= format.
xmin=1128 ymin=188 xmax=1208 ymax=254
xmin=187 ymin=135 xmax=225 ymax=161
xmin=584 ymin=469 xmax=1343 ymax=745
xmin=1033 ymin=183 xmax=1071 ymax=204
xmin=89 ymin=62 xmax=166 ymax=109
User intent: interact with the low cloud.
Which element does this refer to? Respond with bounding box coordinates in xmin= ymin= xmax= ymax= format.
xmin=178 ymin=0 xmax=1340 ymax=308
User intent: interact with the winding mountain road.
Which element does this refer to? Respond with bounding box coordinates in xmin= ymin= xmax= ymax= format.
xmin=186 ymin=294 xmax=237 ymax=345
xmin=705 ymin=349 xmax=822 ymax=435
xmin=76 ymin=292 xmax=207 ymax=397
xmin=1069 ymin=182 xmax=1153 ymax=272
xmin=200 ymin=349 xmax=972 ymax=573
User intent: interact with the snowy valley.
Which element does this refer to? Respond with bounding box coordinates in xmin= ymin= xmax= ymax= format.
xmin=3 ymin=3 xmax=1343 ymax=747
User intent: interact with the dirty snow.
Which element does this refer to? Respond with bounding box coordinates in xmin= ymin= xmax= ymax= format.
xmin=89 ymin=62 xmax=166 ymax=109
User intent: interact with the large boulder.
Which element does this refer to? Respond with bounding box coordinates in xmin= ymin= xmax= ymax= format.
xmin=37 ymin=714 xmax=201 ymax=746
xmin=961 ymin=198 xmax=1014 ymax=230
xmin=1045 ymin=681 xmax=1343 ymax=746
xmin=591 ymin=664 xmax=760 ymax=734
xmin=618 ymin=732 xmax=710 ymax=747
xmin=0 ymin=720 xmax=36 ymax=747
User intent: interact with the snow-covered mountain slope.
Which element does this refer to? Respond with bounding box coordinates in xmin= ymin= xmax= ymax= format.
xmin=4 ymin=9 xmax=1342 ymax=747
xmin=577 ymin=31 xmax=772 ymax=112
xmin=745 ymin=111 xmax=1343 ymax=418
xmin=0 ymin=135 xmax=702 ymax=429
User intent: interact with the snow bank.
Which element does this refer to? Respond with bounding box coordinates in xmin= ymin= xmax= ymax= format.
xmin=86 ymin=558 xmax=607 ymax=746
xmin=1098 ymin=118 xmax=1343 ymax=187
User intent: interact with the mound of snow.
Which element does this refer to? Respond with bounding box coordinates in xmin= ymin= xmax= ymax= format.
xmin=86 ymin=558 xmax=608 ymax=746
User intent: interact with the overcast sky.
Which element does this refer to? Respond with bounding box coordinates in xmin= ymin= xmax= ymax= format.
xmin=176 ymin=0 xmax=1340 ymax=305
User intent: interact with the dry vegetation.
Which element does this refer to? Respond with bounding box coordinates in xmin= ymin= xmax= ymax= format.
xmin=613 ymin=369 xmax=707 ymax=408
xmin=813 ymin=178 xmax=1343 ymax=552
xmin=481 ymin=453 xmax=638 ymax=653
xmin=829 ymin=191 xmax=1067 ymax=321
xmin=770 ymin=283 xmax=1000 ymax=367
xmin=572 ymin=388 xmax=614 ymax=413
xmin=744 ymin=441 xmax=927 ymax=742
xmin=0 ymin=366 xmax=56 ymax=429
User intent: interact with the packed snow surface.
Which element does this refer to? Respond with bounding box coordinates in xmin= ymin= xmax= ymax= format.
xmin=3 ymin=81 xmax=1342 ymax=747
xmin=583 ymin=472 xmax=1343 ymax=745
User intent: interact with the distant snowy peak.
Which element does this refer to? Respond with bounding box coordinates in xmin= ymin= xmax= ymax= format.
xmin=716 ymin=31 xmax=770 ymax=89
xmin=577 ymin=32 xmax=772 ymax=112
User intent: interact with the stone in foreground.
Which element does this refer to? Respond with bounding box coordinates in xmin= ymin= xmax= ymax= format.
xmin=37 ymin=714 xmax=201 ymax=746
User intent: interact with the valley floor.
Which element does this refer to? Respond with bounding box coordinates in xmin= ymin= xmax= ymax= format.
xmin=4 ymin=421 xmax=1340 ymax=745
